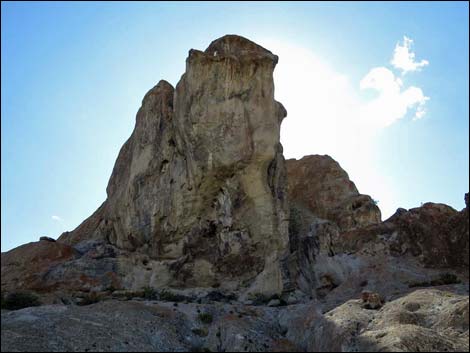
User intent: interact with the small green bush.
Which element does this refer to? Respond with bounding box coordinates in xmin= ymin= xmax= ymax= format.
xmin=408 ymin=273 xmax=461 ymax=288
xmin=198 ymin=312 xmax=213 ymax=324
xmin=1 ymin=291 xmax=41 ymax=310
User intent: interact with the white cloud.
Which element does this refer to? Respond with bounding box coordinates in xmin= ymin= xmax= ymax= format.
xmin=391 ymin=36 xmax=429 ymax=74
xmin=51 ymin=215 xmax=63 ymax=222
xmin=360 ymin=67 xmax=430 ymax=127
xmin=257 ymin=37 xmax=429 ymax=219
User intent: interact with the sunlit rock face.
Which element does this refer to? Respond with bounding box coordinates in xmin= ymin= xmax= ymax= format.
xmin=58 ymin=35 xmax=289 ymax=296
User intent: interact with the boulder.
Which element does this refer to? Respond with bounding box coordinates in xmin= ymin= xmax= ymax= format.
xmin=39 ymin=236 xmax=56 ymax=242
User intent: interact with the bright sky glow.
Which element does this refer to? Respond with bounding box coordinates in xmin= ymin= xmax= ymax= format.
xmin=261 ymin=38 xmax=432 ymax=218
xmin=2 ymin=2 xmax=469 ymax=251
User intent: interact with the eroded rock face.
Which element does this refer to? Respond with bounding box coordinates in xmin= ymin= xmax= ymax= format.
xmin=315 ymin=289 xmax=469 ymax=352
xmin=285 ymin=153 xmax=468 ymax=303
xmin=1 ymin=240 xmax=126 ymax=295
xmin=285 ymin=196 xmax=469 ymax=309
xmin=56 ymin=35 xmax=288 ymax=297
xmin=286 ymin=155 xmax=381 ymax=231
xmin=1 ymin=241 xmax=78 ymax=293
xmin=384 ymin=202 xmax=469 ymax=268
xmin=285 ymin=155 xmax=382 ymax=296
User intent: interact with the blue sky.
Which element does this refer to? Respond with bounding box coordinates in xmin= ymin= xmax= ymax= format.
xmin=2 ymin=1 xmax=469 ymax=251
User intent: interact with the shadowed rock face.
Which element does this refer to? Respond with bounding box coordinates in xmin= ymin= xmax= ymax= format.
xmin=55 ymin=35 xmax=288 ymax=296
xmin=286 ymin=155 xmax=381 ymax=231
xmin=1 ymin=240 xmax=78 ymax=293
xmin=284 ymin=155 xmax=383 ymax=295
xmin=285 ymin=154 xmax=468 ymax=303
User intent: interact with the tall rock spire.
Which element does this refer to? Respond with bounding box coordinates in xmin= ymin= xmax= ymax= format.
xmin=59 ymin=35 xmax=288 ymax=296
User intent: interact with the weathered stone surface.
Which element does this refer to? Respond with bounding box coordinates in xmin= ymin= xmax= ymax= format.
xmin=1 ymin=241 xmax=78 ymax=293
xmin=1 ymin=240 xmax=126 ymax=296
xmin=284 ymin=150 xmax=468 ymax=304
xmin=2 ymin=289 xmax=467 ymax=352
xmin=316 ymin=289 xmax=469 ymax=352
xmin=286 ymin=155 xmax=381 ymax=231
xmin=0 ymin=300 xmax=300 ymax=352
xmin=55 ymin=35 xmax=289 ymax=297
xmin=331 ymin=201 xmax=469 ymax=269
xmin=286 ymin=162 xmax=469 ymax=305
xmin=385 ymin=202 xmax=469 ymax=268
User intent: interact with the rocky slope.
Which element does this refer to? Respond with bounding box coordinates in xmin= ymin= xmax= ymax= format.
xmin=1 ymin=35 xmax=468 ymax=352
xmin=2 ymin=288 xmax=468 ymax=352
xmin=284 ymin=155 xmax=469 ymax=310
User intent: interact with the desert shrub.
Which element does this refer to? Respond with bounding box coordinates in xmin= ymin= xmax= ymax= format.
xmin=158 ymin=289 xmax=187 ymax=302
xmin=431 ymin=273 xmax=461 ymax=286
xmin=205 ymin=290 xmax=237 ymax=302
xmin=1 ymin=291 xmax=41 ymax=310
xmin=192 ymin=328 xmax=209 ymax=337
xmin=142 ymin=286 xmax=158 ymax=300
xmin=106 ymin=285 xmax=117 ymax=293
xmin=190 ymin=345 xmax=212 ymax=352
xmin=77 ymin=292 xmax=102 ymax=306
xmin=198 ymin=312 xmax=213 ymax=324
xmin=250 ymin=293 xmax=284 ymax=306
xmin=409 ymin=273 xmax=461 ymax=288
xmin=408 ymin=281 xmax=426 ymax=288
xmin=250 ymin=293 xmax=271 ymax=305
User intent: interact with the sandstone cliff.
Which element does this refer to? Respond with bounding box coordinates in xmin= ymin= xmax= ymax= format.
xmin=51 ymin=35 xmax=288 ymax=297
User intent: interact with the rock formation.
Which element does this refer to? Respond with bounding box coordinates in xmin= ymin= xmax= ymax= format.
xmin=285 ymin=156 xmax=469 ymax=309
xmin=286 ymin=155 xmax=381 ymax=231
xmin=1 ymin=35 xmax=468 ymax=352
xmin=5 ymin=35 xmax=289 ymax=298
